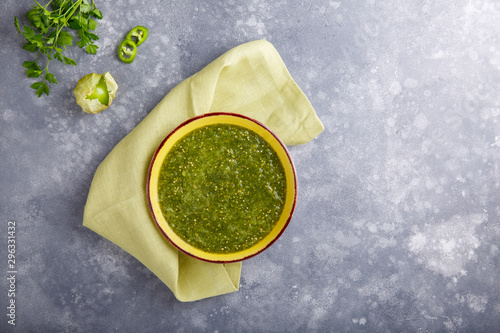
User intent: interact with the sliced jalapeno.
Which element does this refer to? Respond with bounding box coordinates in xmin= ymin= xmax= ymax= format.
xmin=118 ymin=39 xmax=137 ymax=64
xmin=126 ymin=26 xmax=150 ymax=46
xmin=118 ymin=26 xmax=149 ymax=64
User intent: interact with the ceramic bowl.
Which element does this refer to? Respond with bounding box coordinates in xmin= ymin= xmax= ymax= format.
xmin=147 ymin=112 xmax=297 ymax=263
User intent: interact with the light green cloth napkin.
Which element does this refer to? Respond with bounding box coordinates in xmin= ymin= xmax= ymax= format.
xmin=83 ymin=39 xmax=324 ymax=302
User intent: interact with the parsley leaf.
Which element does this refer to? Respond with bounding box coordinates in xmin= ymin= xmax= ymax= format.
xmin=57 ymin=31 xmax=74 ymax=49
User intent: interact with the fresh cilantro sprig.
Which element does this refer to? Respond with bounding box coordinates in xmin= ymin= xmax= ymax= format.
xmin=14 ymin=0 xmax=103 ymax=97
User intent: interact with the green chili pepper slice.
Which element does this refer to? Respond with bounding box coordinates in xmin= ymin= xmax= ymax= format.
xmin=126 ymin=26 xmax=150 ymax=46
xmin=118 ymin=39 xmax=137 ymax=64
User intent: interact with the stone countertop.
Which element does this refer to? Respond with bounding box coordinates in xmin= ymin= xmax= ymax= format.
xmin=1 ymin=0 xmax=499 ymax=332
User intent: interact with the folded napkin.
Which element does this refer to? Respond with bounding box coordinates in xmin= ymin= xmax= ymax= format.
xmin=83 ymin=39 xmax=324 ymax=302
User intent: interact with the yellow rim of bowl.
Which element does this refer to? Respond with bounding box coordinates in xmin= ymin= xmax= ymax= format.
xmin=147 ymin=113 xmax=297 ymax=263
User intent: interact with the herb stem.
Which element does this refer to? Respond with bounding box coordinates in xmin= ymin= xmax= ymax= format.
xmin=65 ymin=0 xmax=83 ymax=20
xmin=33 ymin=0 xmax=45 ymax=8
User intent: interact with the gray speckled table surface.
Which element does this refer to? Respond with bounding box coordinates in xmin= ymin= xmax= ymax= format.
xmin=1 ymin=0 xmax=500 ymax=332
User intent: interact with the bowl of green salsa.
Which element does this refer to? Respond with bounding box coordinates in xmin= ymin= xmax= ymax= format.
xmin=147 ymin=113 xmax=297 ymax=263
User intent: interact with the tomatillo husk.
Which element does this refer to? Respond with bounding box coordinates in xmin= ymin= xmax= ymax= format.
xmin=74 ymin=72 xmax=118 ymax=114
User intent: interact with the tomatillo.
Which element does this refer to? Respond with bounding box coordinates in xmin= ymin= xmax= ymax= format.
xmin=74 ymin=72 xmax=118 ymax=114
xmin=86 ymin=75 xmax=109 ymax=105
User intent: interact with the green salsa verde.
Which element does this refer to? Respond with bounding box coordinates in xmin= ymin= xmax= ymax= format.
xmin=157 ymin=124 xmax=287 ymax=254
